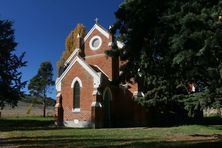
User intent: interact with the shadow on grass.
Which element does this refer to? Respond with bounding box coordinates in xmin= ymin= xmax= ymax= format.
xmin=1 ymin=135 xmax=222 ymax=147
xmin=1 ymin=116 xmax=222 ymax=132
xmin=123 ymin=141 xmax=222 ymax=148
xmin=189 ymin=117 xmax=222 ymax=125
xmin=0 ymin=117 xmax=61 ymax=131
xmin=1 ymin=117 xmax=222 ymax=147
xmin=145 ymin=116 xmax=222 ymax=127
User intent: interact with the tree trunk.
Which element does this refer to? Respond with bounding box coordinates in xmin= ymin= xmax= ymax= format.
xmin=43 ymin=97 xmax=46 ymax=117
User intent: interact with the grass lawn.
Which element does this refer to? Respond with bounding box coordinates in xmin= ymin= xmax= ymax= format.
xmin=0 ymin=117 xmax=222 ymax=147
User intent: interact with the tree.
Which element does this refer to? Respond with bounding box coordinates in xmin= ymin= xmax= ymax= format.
xmin=163 ymin=0 xmax=222 ymax=118
xmin=0 ymin=19 xmax=26 ymax=109
xmin=28 ymin=61 xmax=54 ymax=117
xmin=109 ymin=0 xmax=222 ymax=119
xmin=57 ymin=24 xmax=86 ymax=75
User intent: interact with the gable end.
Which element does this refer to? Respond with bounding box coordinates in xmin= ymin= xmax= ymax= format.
xmin=56 ymin=56 xmax=100 ymax=91
xmin=84 ymin=24 xmax=110 ymax=42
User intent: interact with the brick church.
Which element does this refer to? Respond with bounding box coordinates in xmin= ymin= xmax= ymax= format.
xmin=55 ymin=21 xmax=146 ymax=128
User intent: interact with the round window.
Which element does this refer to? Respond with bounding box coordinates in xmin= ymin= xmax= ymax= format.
xmin=89 ymin=36 xmax=102 ymax=50
xmin=92 ymin=38 xmax=100 ymax=48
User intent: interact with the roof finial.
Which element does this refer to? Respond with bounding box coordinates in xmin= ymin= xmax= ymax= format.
xmin=95 ymin=17 xmax=99 ymax=24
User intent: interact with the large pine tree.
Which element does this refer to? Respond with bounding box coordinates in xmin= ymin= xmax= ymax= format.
xmin=109 ymin=0 xmax=222 ymax=119
xmin=0 ymin=19 xmax=26 ymax=109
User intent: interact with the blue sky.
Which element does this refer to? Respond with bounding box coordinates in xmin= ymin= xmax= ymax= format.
xmin=0 ymin=0 xmax=122 ymax=98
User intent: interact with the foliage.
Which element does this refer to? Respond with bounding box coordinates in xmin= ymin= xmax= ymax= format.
xmin=110 ymin=0 xmax=222 ymax=118
xmin=28 ymin=61 xmax=54 ymax=117
xmin=0 ymin=19 xmax=27 ymax=109
xmin=65 ymin=24 xmax=86 ymax=54
xmin=56 ymin=24 xmax=86 ymax=75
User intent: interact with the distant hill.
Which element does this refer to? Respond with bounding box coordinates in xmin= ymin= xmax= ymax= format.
xmin=23 ymin=94 xmax=55 ymax=106
xmin=0 ymin=95 xmax=55 ymax=117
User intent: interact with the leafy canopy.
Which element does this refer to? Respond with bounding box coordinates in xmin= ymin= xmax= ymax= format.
xmin=28 ymin=61 xmax=54 ymax=97
xmin=110 ymin=0 xmax=222 ymax=117
xmin=0 ymin=19 xmax=26 ymax=109
xmin=57 ymin=24 xmax=86 ymax=75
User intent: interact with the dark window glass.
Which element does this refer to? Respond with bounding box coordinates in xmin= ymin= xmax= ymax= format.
xmin=73 ymin=82 xmax=80 ymax=108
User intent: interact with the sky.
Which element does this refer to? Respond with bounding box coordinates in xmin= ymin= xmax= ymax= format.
xmin=0 ymin=0 xmax=123 ymax=98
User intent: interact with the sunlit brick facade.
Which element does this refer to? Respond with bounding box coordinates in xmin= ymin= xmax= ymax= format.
xmin=55 ymin=23 xmax=146 ymax=128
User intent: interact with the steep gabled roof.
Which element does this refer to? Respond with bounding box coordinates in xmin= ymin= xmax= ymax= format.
xmin=56 ymin=55 xmax=100 ymax=89
xmin=56 ymin=23 xmax=112 ymax=91
xmin=90 ymin=64 xmax=110 ymax=80
xmin=63 ymin=23 xmax=110 ymax=67
xmin=84 ymin=23 xmax=110 ymax=42
xmin=64 ymin=48 xmax=80 ymax=65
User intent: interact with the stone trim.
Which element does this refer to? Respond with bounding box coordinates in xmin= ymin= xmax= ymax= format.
xmin=91 ymin=101 xmax=102 ymax=108
xmin=84 ymin=23 xmax=110 ymax=42
xmin=72 ymin=108 xmax=80 ymax=113
xmin=56 ymin=56 xmax=100 ymax=91
xmin=64 ymin=48 xmax=80 ymax=65
xmin=71 ymin=77 xmax=83 ymax=88
xmin=89 ymin=35 xmax=102 ymax=50
xmin=64 ymin=120 xmax=92 ymax=128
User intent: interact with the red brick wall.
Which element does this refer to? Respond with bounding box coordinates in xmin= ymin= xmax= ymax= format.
xmin=110 ymin=87 xmax=134 ymax=125
xmin=61 ymin=62 xmax=96 ymax=121
xmin=58 ymin=25 xmax=146 ymax=127
xmin=83 ymin=29 xmax=119 ymax=80
xmin=84 ymin=29 xmax=112 ymax=56
xmin=109 ymin=86 xmax=146 ymax=127
xmin=85 ymin=55 xmax=112 ymax=79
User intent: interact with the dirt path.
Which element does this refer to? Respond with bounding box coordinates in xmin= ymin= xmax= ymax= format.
xmin=167 ymin=134 xmax=222 ymax=142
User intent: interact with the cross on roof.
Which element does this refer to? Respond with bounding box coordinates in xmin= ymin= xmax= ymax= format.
xmin=95 ymin=18 xmax=99 ymax=24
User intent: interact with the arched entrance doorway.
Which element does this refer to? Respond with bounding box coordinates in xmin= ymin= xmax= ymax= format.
xmin=103 ymin=87 xmax=112 ymax=127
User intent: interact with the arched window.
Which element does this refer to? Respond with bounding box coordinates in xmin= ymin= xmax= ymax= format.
xmin=73 ymin=81 xmax=80 ymax=110
xmin=103 ymin=87 xmax=112 ymax=127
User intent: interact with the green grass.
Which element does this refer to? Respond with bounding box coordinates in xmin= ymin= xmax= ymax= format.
xmin=0 ymin=117 xmax=222 ymax=147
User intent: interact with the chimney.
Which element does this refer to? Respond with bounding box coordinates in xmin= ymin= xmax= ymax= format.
xmin=76 ymin=33 xmax=81 ymax=49
xmin=76 ymin=33 xmax=85 ymax=57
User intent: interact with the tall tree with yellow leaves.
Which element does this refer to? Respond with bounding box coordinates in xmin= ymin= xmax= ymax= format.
xmin=57 ymin=24 xmax=86 ymax=76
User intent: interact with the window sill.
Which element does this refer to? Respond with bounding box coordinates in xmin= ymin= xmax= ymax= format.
xmin=72 ymin=108 xmax=80 ymax=112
